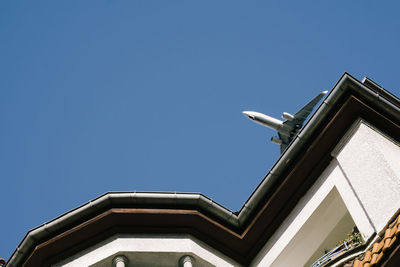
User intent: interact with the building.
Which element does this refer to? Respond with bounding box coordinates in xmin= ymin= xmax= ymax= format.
xmin=6 ymin=73 xmax=400 ymax=266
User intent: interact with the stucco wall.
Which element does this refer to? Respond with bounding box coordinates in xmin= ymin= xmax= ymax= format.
xmin=334 ymin=121 xmax=400 ymax=233
xmin=251 ymin=120 xmax=400 ymax=267
xmin=250 ymin=160 xmax=370 ymax=266
xmin=53 ymin=234 xmax=240 ymax=267
xmin=54 ymin=121 xmax=400 ymax=267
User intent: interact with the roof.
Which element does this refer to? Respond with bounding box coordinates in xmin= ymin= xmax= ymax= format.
xmin=6 ymin=73 xmax=400 ymax=266
xmin=342 ymin=211 xmax=400 ymax=267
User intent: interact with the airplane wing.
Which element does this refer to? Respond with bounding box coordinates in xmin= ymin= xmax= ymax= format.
xmin=282 ymin=91 xmax=327 ymax=131
xmin=278 ymin=91 xmax=327 ymax=153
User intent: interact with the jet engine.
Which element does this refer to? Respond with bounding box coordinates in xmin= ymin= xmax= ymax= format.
xmin=271 ymin=136 xmax=282 ymax=145
xmin=282 ymin=112 xmax=295 ymax=121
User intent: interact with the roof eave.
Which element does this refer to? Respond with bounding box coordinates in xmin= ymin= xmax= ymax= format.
xmin=7 ymin=73 xmax=400 ymax=267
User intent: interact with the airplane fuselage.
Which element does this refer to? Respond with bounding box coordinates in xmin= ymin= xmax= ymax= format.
xmin=242 ymin=90 xmax=327 ymax=153
xmin=242 ymin=111 xmax=293 ymax=136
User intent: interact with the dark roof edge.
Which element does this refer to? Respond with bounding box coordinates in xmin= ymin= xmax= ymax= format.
xmin=6 ymin=192 xmax=238 ymax=267
xmin=7 ymin=73 xmax=400 ymax=267
xmin=238 ymin=73 xmax=400 ymax=224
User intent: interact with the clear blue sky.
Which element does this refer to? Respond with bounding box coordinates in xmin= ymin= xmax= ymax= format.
xmin=1 ymin=1 xmax=399 ymax=260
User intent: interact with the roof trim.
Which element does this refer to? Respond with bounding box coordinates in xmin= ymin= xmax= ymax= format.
xmin=7 ymin=73 xmax=400 ymax=266
xmin=239 ymin=72 xmax=400 ymax=223
xmin=7 ymin=192 xmax=239 ymax=266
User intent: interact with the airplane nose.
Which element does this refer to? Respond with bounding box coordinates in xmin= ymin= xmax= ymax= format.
xmin=242 ymin=111 xmax=255 ymax=120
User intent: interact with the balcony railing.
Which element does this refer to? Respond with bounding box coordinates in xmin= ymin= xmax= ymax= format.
xmin=310 ymin=241 xmax=351 ymax=267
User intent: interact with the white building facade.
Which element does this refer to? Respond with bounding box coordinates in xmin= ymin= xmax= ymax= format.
xmin=6 ymin=74 xmax=400 ymax=267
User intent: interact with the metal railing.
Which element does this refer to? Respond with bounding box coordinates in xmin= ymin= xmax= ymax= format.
xmin=310 ymin=241 xmax=350 ymax=267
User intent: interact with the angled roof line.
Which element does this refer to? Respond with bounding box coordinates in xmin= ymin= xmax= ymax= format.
xmin=6 ymin=73 xmax=400 ymax=267
xmin=239 ymin=73 xmax=400 ymax=221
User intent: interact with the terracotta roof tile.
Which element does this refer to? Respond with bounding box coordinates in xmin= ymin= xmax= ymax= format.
xmin=364 ymin=251 xmax=372 ymax=262
xmin=348 ymin=212 xmax=400 ymax=267
xmin=371 ymin=241 xmax=381 ymax=253
xmin=370 ymin=252 xmax=379 ymax=264
xmin=376 ymin=251 xmax=384 ymax=263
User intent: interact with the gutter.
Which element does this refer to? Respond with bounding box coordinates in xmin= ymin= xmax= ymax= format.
xmin=238 ymin=73 xmax=400 ymax=226
xmin=6 ymin=192 xmax=238 ymax=267
xmin=6 ymin=73 xmax=400 ymax=267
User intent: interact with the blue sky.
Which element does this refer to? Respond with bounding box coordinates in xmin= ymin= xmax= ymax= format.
xmin=1 ymin=1 xmax=400 ymax=260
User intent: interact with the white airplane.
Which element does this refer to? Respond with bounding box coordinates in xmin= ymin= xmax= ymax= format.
xmin=243 ymin=90 xmax=328 ymax=153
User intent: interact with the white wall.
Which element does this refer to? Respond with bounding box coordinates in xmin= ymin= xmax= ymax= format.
xmin=334 ymin=121 xmax=400 ymax=233
xmin=250 ymin=161 xmax=372 ymax=267
xmin=268 ymin=187 xmax=354 ymax=267
xmin=53 ymin=234 xmax=241 ymax=267
xmin=251 ymin=120 xmax=400 ymax=267
xmin=54 ymin=121 xmax=400 ymax=267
